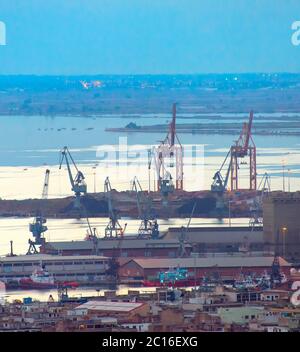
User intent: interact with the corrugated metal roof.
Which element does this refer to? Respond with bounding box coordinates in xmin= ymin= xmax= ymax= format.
xmin=0 ymin=254 xmax=108 ymax=263
xmin=75 ymin=300 xmax=144 ymax=312
xmin=46 ymin=239 xmax=189 ymax=251
xmin=129 ymin=256 xmax=290 ymax=269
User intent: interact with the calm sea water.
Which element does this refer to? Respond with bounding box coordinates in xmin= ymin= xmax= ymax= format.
xmin=0 ymin=114 xmax=299 ymax=199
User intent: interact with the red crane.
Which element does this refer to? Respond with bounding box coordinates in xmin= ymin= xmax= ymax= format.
xmin=166 ymin=103 xmax=176 ymax=148
xmin=230 ymin=110 xmax=256 ymax=191
xmin=211 ymin=111 xmax=257 ymax=193
xmin=154 ymin=103 xmax=183 ymax=194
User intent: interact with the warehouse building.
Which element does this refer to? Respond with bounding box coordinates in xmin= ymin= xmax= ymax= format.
xmin=118 ymin=256 xmax=291 ymax=282
xmin=41 ymin=239 xmax=192 ymax=258
xmin=0 ymin=254 xmax=111 ymax=284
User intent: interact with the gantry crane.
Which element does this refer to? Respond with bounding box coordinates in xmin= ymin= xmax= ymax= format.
xmin=131 ymin=176 xmax=159 ymax=239
xmin=59 ymin=146 xmax=87 ymax=208
xmin=211 ymin=111 xmax=256 ymax=193
xmin=27 ymin=169 xmax=50 ymax=254
xmin=153 ymin=103 xmax=183 ymax=196
xmin=230 ymin=110 xmax=256 ymax=191
xmin=104 ymin=177 xmax=127 ymax=238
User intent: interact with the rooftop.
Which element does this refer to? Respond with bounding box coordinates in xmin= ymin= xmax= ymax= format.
xmin=44 ymin=239 xmax=190 ymax=251
xmin=0 ymin=254 xmax=108 ymax=263
xmin=126 ymin=256 xmax=291 ymax=269
xmin=74 ymin=300 xmax=145 ymax=313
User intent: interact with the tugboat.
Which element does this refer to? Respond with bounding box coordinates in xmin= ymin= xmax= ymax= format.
xmin=19 ymin=265 xmax=79 ymax=290
xmin=233 ymin=274 xmax=258 ymax=290
xmin=143 ymin=267 xmax=201 ymax=288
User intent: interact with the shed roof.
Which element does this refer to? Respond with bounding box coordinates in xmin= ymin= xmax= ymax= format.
xmin=126 ymin=256 xmax=290 ymax=269
xmin=45 ymin=239 xmax=189 ymax=251
xmin=75 ymin=300 xmax=145 ymax=312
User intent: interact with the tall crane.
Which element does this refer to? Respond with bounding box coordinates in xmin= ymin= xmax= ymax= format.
xmin=59 ymin=146 xmax=87 ymax=208
xmin=27 ymin=169 xmax=50 ymax=254
xmin=211 ymin=111 xmax=256 ymax=193
xmin=230 ymin=110 xmax=256 ymax=191
xmin=131 ymin=177 xmax=159 ymax=239
xmin=104 ymin=177 xmax=127 ymax=238
xmin=211 ymin=150 xmax=231 ymax=193
xmin=177 ymin=202 xmax=196 ymax=257
xmin=153 ymin=103 xmax=183 ymax=196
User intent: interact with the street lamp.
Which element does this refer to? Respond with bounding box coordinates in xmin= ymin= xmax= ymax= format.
xmin=92 ymin=165 xmax=97 ymax=193
xmin=288 ymin=169 xmax=291 ymax=192
xmin=228 ymin=200 xmax=233 ymax=227
xmin=281 ymin=226 xmax=288 ymax=258
xmin=282 ymin=159 xmax=286 ymax=192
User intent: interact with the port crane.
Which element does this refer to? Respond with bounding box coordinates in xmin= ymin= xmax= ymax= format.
xmin=104 ymin=177 xmax=127 ymax=238
xmin=177 ymin=202 xmax=196 ymax=257
xmin=131 ymin=176 xmax=159 ymax=239
xmin=211 ymin=150 xmax=231 ymax=193
xmin=82 ymin=209 xmax=101 ymax=255
xmin=249 ymin=172 xmax=271 ymax=227
xmin=59 ymin=146 xmax=87 ymax=208
xmin=211 ymin=111 xmax=256 ymax=193
xmin=27 ymin=169 xmax=50 ymax=254
xmin=153 ymin=103 xmax=183 ymax=196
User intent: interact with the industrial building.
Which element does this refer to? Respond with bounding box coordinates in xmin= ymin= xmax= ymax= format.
xmin=263 ymin=192 xmax=300 ymax=261
xmin=118 ymin=256 xmax=291 ymax=283
xmin=0 ymin=254 xmax=111 ymax=284
xmin=40 ymin=239 xmax=192 ymax=257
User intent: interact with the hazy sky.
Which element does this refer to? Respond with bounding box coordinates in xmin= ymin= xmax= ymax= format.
xmin=0 ymin=0 xmax=300 ymax=74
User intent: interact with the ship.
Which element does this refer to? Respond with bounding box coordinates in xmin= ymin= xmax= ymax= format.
xmin=143 ymin=266 xmax=202 ymax=288
xmin=19 ymin=266 xmax=79 ymax=290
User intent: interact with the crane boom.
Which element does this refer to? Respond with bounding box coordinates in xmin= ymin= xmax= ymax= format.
xmin=132 ymin=177 xmax=143 ymax=219
xmin=104 ymin=177 xmax=126 ymax=238
xmin=169 ymin=103 xmax=176 ymax=147
xmin=59 ymin=146 xmax=87 ymax=207
xmin=104 ymin=177 xmax=114 ymax=220
xmin=234 ymin=110 xmax=254 ymax=156
xmin=42 ymin=169 xmax=50 ymax=199
xmin=131 ymin=177 xmax=158 ymax=238
xmin=212 ymin=111 xmax=256 ymax=192
xmin=211 ymin=149 xmax=231 ymax=193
